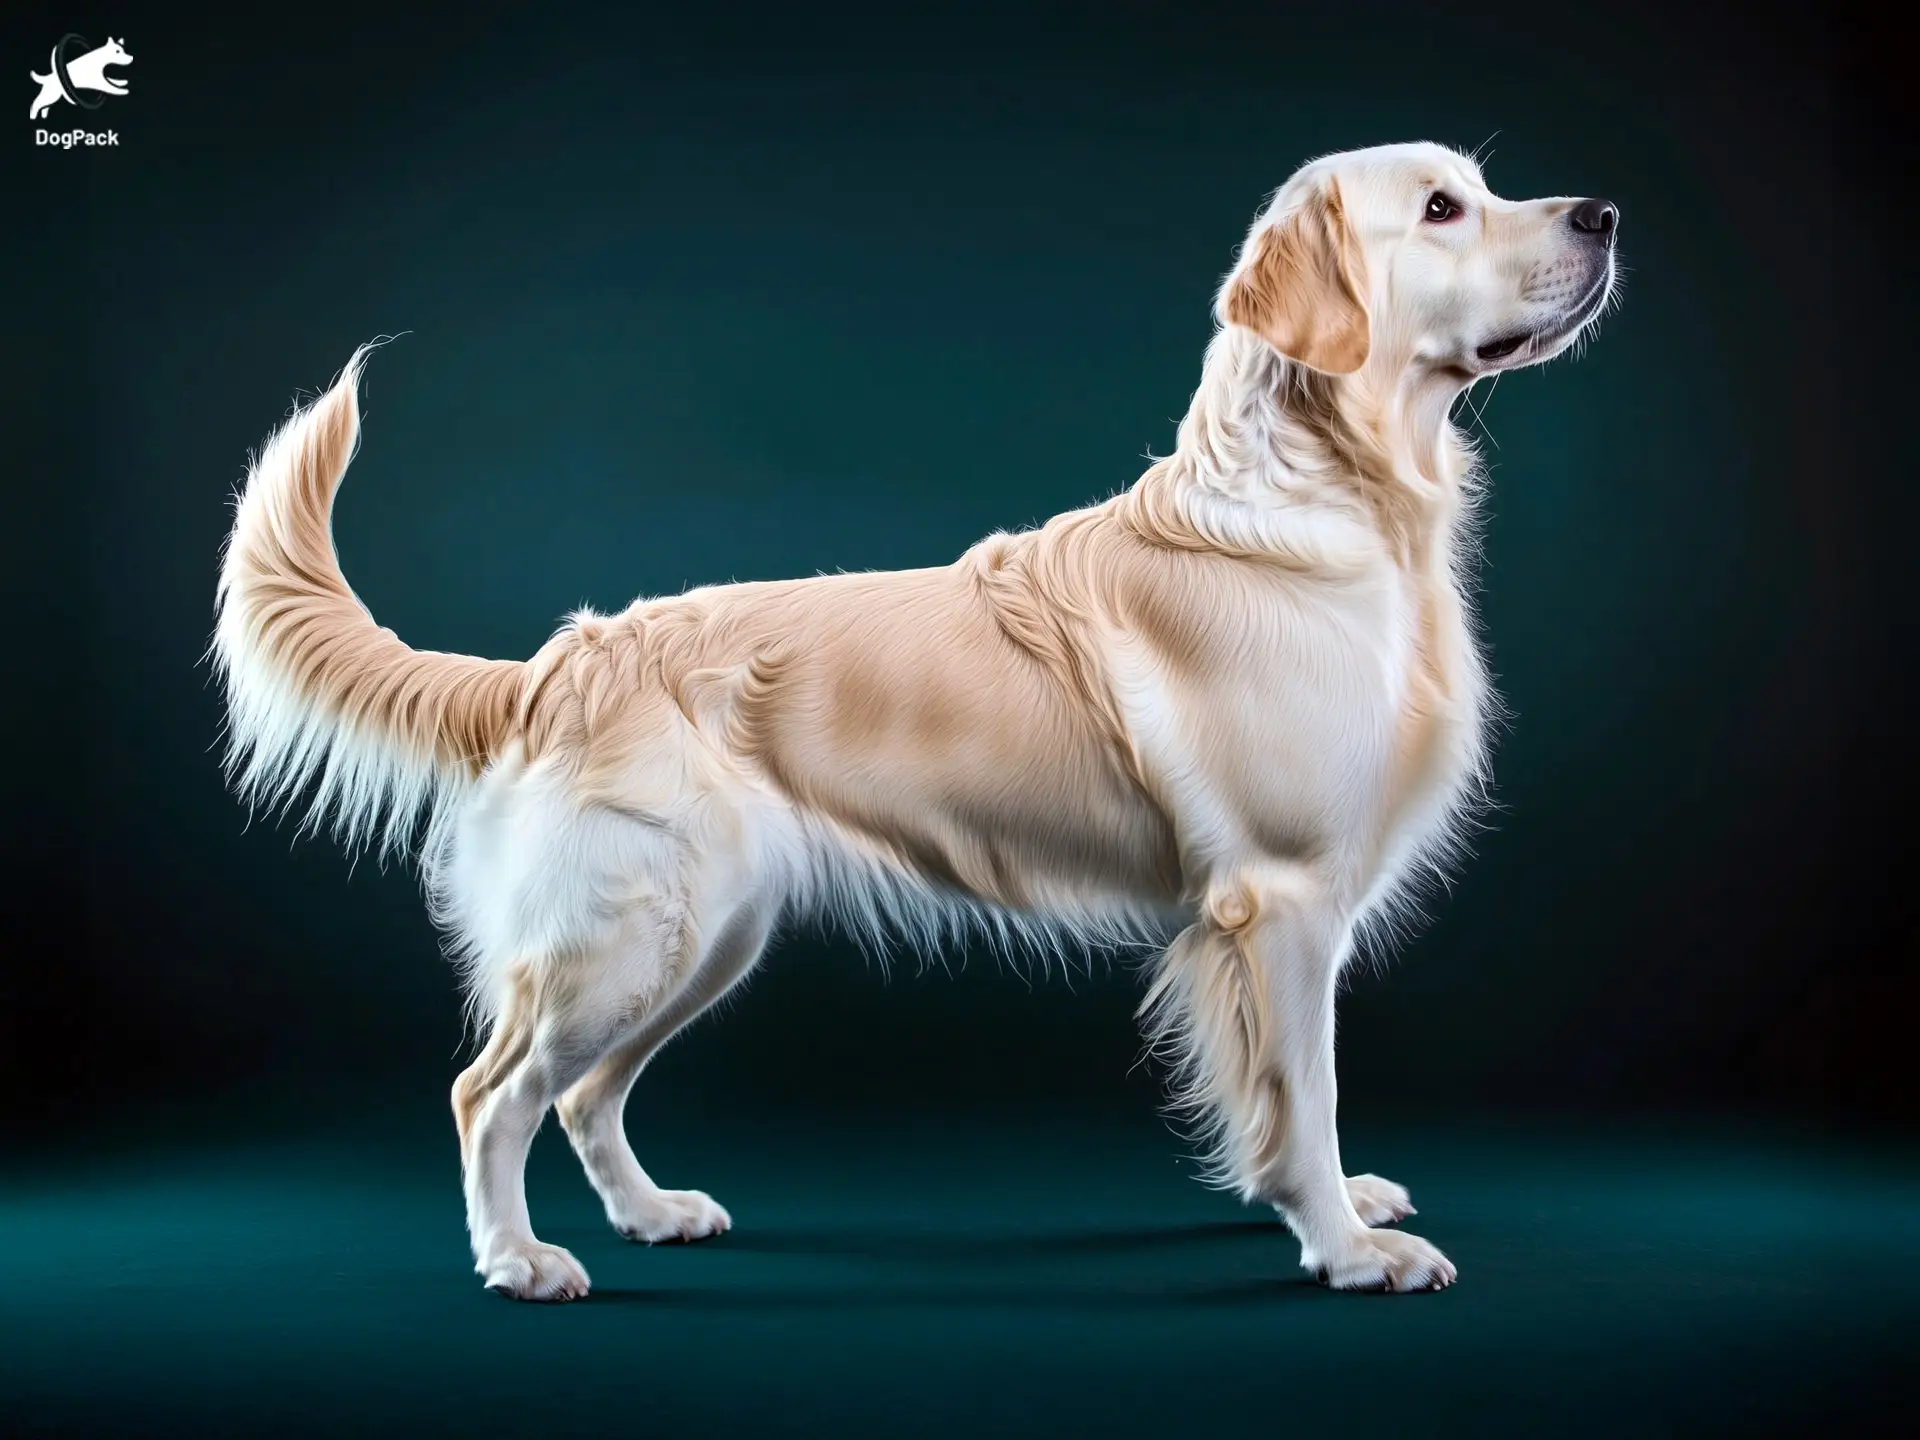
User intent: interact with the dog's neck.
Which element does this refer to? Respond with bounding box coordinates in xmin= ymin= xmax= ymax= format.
xmin=1122 ymin=325 xmax=1476 ymax=575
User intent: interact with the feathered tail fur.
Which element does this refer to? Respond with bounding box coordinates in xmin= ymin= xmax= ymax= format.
xmin=212 ymin=348 xmax=528 ymax=854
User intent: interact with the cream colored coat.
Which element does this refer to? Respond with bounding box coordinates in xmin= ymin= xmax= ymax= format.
xmin=214 ymin=141 xmax=1619 ymax=1300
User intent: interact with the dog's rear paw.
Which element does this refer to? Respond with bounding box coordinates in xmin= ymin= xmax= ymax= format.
xmin=479 ymin=1241 xmax=591 ymax=1302
xmin=1309 ymin=1228 xmax=1456 ymax=1293
xmin=611 ymin=1188 xmax=732 ymax=1244
xmin=1346 ymin=1173 xmax=1415 ymax=1227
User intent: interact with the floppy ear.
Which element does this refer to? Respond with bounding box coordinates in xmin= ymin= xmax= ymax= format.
xmin=1222 ymin=177 xmax=1371 ymax=375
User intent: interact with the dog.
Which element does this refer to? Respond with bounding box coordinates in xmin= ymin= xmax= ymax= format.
xmin=28 ymin=36 xmax=131 ymax=120
xmin=213 ymin=142 xmax=1619 ymax=1301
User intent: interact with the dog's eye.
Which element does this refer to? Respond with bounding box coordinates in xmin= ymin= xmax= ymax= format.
xmin=1424 ymin=192 xmax=1461 ymax=223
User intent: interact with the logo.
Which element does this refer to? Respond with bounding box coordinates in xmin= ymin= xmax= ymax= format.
xmin=29 ymin=33 xmax=130 ymax=147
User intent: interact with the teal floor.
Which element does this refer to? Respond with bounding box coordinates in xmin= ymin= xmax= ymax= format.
xmin=3 ymin=1106 xmax=1912 ymax=1436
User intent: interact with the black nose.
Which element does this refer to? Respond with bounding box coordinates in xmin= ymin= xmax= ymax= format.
xmin=1569 ymin=198 xmax=1619 ymax=244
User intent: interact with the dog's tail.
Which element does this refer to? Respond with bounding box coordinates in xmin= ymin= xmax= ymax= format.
xmin=213 ymin=346 xmax=530 ymax=854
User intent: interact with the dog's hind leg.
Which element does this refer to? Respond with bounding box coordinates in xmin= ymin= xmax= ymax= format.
xmin=458 ymin=899 xmax=706 ymax=1302
xmin=452 ymin=964 xmax=536 ymax=1167
xmin=28 ymin=74 xmax=61 ymax=121
xmin=557 ymin=898 xmax=775 ymax=1244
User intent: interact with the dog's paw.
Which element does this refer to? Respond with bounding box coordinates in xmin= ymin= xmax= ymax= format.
xmin=1346 ymin=1173 xmax=1416 ymax=1227
xmin=1308 ymin=1228 xmax=1456 ymax=1293
xmin=478 ymin=1240 xmax=591 ymax=1302
xmin=611 ymin=1188 xmax=732 ymax=1244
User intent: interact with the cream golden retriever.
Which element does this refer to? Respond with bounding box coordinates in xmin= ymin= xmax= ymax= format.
xmin=214 ymin=142 xmax=1619 ymax=1301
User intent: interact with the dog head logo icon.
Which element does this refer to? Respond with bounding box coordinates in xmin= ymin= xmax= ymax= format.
xmin=29 ymin=34 xmax=132 ymax=121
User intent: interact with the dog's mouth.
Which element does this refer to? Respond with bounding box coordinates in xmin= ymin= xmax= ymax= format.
xmin=1473 ymin=268 xmax=1613 ymax=370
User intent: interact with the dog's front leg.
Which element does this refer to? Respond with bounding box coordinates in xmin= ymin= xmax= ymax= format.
xmin=1249 ymin=873 xmax=1453 ymax=1291
xmin=1146 ymin=864 xmax=1453 ymax=1293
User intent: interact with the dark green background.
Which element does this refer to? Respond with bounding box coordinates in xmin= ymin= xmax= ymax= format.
xmin=5 ymin=0 xmax=1911 ymax=1434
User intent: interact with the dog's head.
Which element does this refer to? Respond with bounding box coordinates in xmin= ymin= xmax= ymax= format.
xmin=93 ymin=36 xmax=134 ymax=72
xmin=1220 ymin=142 xmax=1618 ymax=385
